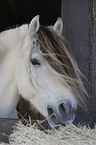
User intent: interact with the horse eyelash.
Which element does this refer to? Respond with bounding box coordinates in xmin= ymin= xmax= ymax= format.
xmin=30 ymin=58 xmax=41 ymax=66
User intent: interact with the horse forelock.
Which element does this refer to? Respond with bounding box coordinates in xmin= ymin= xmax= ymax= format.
xmin=37 ymin=26 xmax=87 ymax=108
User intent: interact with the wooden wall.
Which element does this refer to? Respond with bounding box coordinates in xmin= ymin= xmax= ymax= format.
xmin=62 ymin=0 xmax=96 ymax=127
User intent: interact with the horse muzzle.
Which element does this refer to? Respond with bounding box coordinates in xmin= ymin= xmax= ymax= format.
xmin=47 ymin=100 xmax=76 ymax=127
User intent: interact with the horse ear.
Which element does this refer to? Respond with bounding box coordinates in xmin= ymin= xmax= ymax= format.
xmin=29 ymin=15 xmax=40 ymax=38
xmin=53 ymin=17 xmax=63 ymax=35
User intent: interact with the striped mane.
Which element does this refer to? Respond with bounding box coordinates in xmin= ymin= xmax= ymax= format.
xmin=37 ymin=26 xmax=87 ymax=107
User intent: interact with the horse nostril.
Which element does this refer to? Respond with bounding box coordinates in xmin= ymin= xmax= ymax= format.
xmin=47 ymin=101 xmax=76 ymax=126
xmin=58 ymin=102 xmax=69 ymax=115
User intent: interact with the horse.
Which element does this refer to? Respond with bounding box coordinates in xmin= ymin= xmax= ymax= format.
xmin=0 ymin=15 xmax=87 ymax=126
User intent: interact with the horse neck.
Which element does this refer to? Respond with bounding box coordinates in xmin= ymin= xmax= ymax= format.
xmin=0 ymin=24 xmax=28 ymax=54
xmin=0 ymin=25 xmax=29 ymax=117
xmin=0 ymin=24 xmax=29 ymax=83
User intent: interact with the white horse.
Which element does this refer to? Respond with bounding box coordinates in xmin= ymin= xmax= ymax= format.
xmin=0 ymin=16 xmax=86 ymax=126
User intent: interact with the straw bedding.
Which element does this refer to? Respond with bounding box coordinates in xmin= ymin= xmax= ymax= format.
xmin=8 ymin=121 xmax=96 ymax=145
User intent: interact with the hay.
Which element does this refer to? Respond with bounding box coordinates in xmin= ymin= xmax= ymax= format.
xmin=8 ymin=121 xmax=96 ymax=145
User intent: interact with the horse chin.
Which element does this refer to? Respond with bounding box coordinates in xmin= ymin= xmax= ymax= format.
xmin=48 ymin=116 xmax=62 ymax=128
xmin=48 ymin=114 xmax=75 ymax=128
xmin=47 ymin=108 xmax=76 ymax=128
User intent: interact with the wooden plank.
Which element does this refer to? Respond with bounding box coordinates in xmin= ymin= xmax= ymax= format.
xmin=89 ymin=0 xmax=96 ymax=127
xmin=62 ymin=0 xmax=96 ymax=127
xmin=0 ymin=118 xmax=18 ymax=143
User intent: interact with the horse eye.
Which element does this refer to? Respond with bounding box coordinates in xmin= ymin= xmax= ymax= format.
xmin=30 ymin=59 xmax=40 ymax=66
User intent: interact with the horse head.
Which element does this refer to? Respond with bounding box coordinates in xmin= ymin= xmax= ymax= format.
xmin=16 ymin=16 xmax=86 ymax=126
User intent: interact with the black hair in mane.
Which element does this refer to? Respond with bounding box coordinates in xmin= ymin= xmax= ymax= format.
xmin=37 ymin=26 xmax=87 ymax=108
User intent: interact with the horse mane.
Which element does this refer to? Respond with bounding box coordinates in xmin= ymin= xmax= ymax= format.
xmin=37 ymin=26 xmax=87 ymax=108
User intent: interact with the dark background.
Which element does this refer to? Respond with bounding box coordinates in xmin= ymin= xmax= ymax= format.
xmin=0 ymin=0 xmax=61 ymax=32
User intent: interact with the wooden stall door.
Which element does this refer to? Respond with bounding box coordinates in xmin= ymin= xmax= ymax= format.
xmin=62 ymin=0 xmax=96 ymax=128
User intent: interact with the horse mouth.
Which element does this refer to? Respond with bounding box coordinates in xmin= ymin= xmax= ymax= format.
xmin=47 ymin=108 xmax=60 ymax=126
xmin=47 ymin=106 xmax=76 ymax=127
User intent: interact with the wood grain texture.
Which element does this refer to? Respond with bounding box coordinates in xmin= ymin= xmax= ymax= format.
xmin=62 ymin=0 xmax=96 ymax=127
